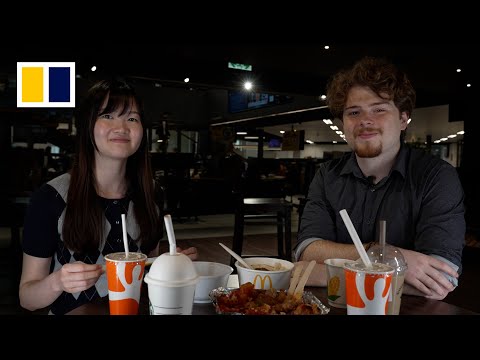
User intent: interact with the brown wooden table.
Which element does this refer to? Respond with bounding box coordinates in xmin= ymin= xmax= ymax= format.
xmin=67 ymin=285 xmax=478 ymax=315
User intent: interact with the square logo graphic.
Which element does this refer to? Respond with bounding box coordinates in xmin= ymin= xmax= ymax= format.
xmin=17 ymin=62 xmax=75 ymax=108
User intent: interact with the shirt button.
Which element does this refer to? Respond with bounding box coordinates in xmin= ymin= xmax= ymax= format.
xmin=371 ymin=188 xmax=375 ymax=192
xmin=113 ymin=201 xmax=118 ymax=204
xmin=116 ymin=221 xmax=120 ymax=224
xmin=117 ymin=238 xmax=121 ymax=243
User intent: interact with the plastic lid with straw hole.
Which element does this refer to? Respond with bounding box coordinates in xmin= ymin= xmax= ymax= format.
xmin=366 ymin=220 xmax=407 ymax=274
xmin=144 ymin=252 xmax=199 ymax=287
xmin=366 ymin=244 xmax=407 ymax=274
xmin=144 ymin=214 xmax=198 ymax=287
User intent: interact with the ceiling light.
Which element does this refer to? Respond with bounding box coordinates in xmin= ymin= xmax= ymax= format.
xmin=457 ymin=131 xmax=465 ymax=135
xmin=323 ymin=119 xmax=333 ymax=125
xmin=91 ymin=66 xmax=97 ymax=72
xmin=244 ymin=81 xmax=253 ymax=90
xmin=184 ymin=78 xmax=190 ymax=83
xmin=456 ymin=69 xmax=462 ymax=73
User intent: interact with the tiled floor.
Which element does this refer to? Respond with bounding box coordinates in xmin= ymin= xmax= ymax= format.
xmin=173 ymin=213 xmax=299 ymax=240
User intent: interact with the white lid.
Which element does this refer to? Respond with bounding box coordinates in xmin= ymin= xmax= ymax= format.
xmin=144 ymin=252 xmax=199 ymax=287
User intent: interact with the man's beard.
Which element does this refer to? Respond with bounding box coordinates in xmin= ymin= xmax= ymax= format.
xmin=353 ymin=128 xmax=382 ymax=158
xmin=354 ymin=141 xmax=382 ymax=158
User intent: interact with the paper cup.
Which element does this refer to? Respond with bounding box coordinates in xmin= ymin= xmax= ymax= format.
xmin=105 ymin=252 xmax=147 ymax=315
xmin=324 ymin=258 xmax=354 ymax=308
xmin=147 ymin=283 xmax=197 ymax=315
xmin=344 ymin=261 xmax=394 ymax=315
xmin=144 ymin=252 xmax=199 ymax=315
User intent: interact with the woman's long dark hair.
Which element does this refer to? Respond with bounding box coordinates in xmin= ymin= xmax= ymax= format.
xmin=63 ymin=79 xmax=161 ymax=254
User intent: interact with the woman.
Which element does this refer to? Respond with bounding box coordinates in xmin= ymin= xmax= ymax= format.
xmin=19 ymin=79 xmax=198 ymax=315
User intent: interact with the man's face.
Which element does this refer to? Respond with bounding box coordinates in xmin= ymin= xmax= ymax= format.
xmin=342 ymin=86 xmax=408 ymax=158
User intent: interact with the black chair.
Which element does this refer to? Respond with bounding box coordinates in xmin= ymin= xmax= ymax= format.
xmin=230 ymin=196 xmax=293 ymax=268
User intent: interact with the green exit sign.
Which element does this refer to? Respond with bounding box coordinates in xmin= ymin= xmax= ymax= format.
xmin=228 ymin=62 xmax=253 ymax=71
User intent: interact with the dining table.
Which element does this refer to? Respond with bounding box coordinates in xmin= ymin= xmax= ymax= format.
xmin=67 ymin=275 xmax=478 ymax=315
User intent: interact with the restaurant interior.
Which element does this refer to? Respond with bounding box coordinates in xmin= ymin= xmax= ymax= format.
xmin=0 ymin=44 xmax=478 ymax=315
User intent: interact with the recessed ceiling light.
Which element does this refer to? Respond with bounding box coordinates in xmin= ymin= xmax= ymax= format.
xmin=244 ymin=81 xmax=253 ymax=90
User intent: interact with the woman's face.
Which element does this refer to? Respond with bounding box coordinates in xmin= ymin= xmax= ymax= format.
xmin=93 ymin=96 xmax=143 ymax=162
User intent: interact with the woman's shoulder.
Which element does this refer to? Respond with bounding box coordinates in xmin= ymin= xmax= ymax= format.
xmin=46 ymin=172 xmax=71 ymax=202
xmin=29 ymin=173 xmax=70 ymax=205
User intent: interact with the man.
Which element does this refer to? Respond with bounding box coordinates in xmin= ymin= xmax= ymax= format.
xmin=295 ymin=57 xmax=465 ymax=300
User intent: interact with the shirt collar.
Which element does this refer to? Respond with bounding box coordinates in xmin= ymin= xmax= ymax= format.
xmin=339 ymin=144 xmax=408 ymax=180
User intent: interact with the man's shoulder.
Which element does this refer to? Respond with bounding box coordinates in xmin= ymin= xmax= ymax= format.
xmin=407 ymin=147 xmax=459 ymax=180
xmin=408 ymin=147 xmax=453 ymax=169
xmin=316 ymin=153 xmax=353 ymax=180
xmin=320 ymin=152 xmax=352 ymax=170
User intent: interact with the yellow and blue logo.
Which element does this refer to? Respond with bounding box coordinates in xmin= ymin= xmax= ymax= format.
xmin=17 ymin=62 xmax=75 ymax=108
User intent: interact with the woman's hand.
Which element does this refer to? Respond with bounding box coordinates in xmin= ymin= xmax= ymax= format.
xmin=55 ymin=262 xmax=104 ymax=294
xmin=177 ymin=246 xmax=199 ymax=261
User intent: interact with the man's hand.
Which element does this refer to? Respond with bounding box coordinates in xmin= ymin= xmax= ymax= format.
xmin=400 ymin=249 xmax=458 ymax=300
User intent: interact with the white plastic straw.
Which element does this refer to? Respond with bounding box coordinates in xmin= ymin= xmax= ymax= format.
xmin=121 ymin=214 xmax=129 ymax=258
xmin=339 ymin=209 xmax=372 ymax=268
xmin=163 ymin=214 xmax=177 ymax=255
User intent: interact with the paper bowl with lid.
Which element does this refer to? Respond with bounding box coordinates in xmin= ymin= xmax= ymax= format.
xmin=144 ymin=252 xmax=199 ymax=315
xmin=235 ymin=257 xmax=294 ymax=290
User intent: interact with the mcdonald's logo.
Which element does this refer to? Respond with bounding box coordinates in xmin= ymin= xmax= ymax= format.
xmin=253 ymin=274 xmax=273 ymax=289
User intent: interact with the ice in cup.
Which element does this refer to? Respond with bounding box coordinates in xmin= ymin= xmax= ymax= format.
xmin=324 ymin=258 xmax=355 ymax=308
xmin=367 ymin=243 xmax=407 ymax=315
xmin=343 ymin=261 xmax=394 ymax=315
xmin=143 ymin=252 xmax=199 ymax=315
xmin=105 ymin=252 xmax=147 ymax=315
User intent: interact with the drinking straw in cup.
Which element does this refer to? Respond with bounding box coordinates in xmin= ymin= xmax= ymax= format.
xmin=121 ymin=213 xmax=129 ymax=258
xmin=339 ymin=209 xmax=372 ymax=268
